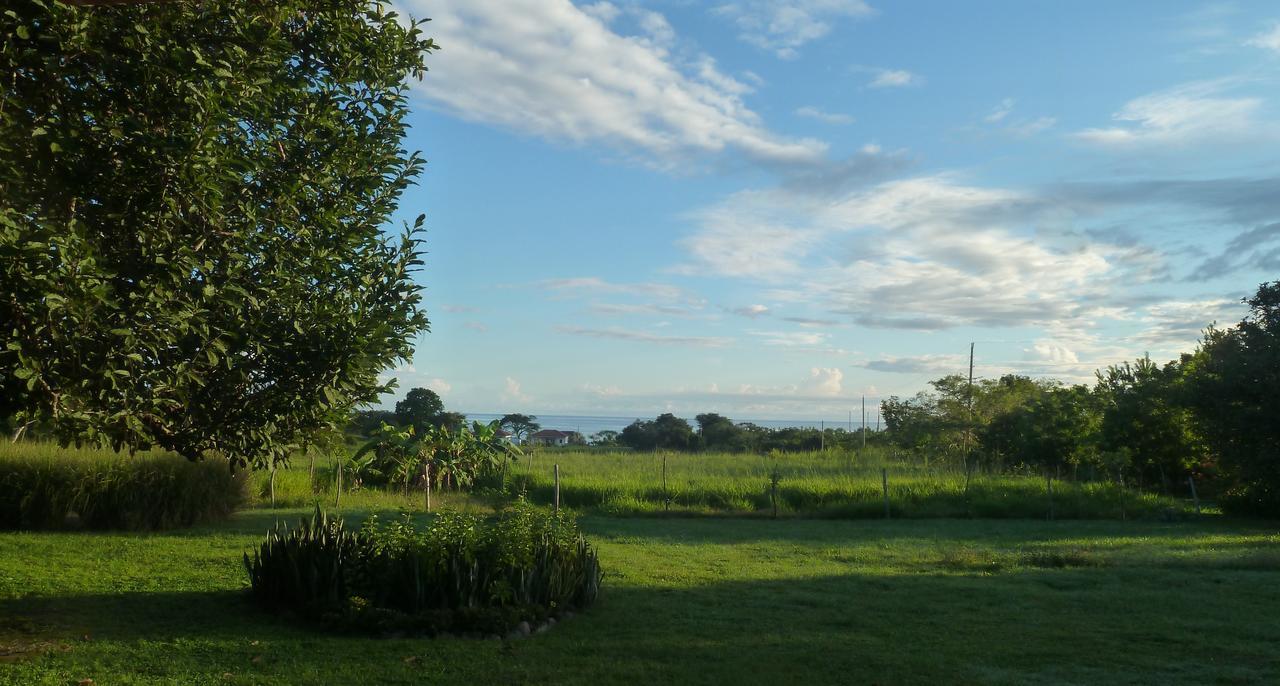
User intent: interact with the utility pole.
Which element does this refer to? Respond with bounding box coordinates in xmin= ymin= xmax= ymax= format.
xmin=861 ymin=395 xmax=866 ymax=450
xmin=820 ymin=420 xmax=825 ymax=451
xmin=965 ymin=342 xmax=975 ymax=455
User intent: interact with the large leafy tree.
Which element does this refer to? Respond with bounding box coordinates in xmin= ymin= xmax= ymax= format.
xmin=984 ymin=385 xmax=1101 ymax=475
xmin=1095 ymin=356 xmax=1204 ymax=490
xmin=1 ymin=1 xmax=436 ymax=468
xmin=498 ymin=413 xmax=540 ymax=442
xmin=1184 ymin=281 xmax=1280 ymax=515
xmin=394 ymin=387 xmax=445 ymax=435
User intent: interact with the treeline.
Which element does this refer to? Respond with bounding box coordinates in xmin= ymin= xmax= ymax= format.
xmin=614 ymin=413 xmax=887 ymax=453
xmin=882 ymin=281 xmax=1280 ymax=517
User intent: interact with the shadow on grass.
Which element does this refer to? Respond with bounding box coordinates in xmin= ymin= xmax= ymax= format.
xmin=3 ymin=566 xmax=1278 ymax=685
xmin=578 ymin=514 xmax=1280 ymax=548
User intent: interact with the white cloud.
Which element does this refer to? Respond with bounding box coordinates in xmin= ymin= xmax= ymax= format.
xmin=985 ymin=98 xmax=1015 ymax=123
xmin=795 ymin=106 xmax=855 ymax=125
xmin=407 ymin=0 xmax=826 ymax=166
xmin=589 ymin=302 xmax=702 ymax=318
xmin=557 ymin=326 xmax=732 ymax=347
xmin=867 ymin=68 xmax=918 ymax=88
xmin=731 ymin=304 xmax=771 ymax=318
xmin=713 ymin=1 xmax=875 ymax=59
xmin=804 ymin=367 xmax=844 ymax=396
xmin=1245 ymin=22 xmax=1280 ymax=53
xmin=1075 ymin=79 xmax=1263 ymax=147
xmin=426 ymin=378 xmax=453 ymax=394
xmin=581 ymin=382 xmax=623 ymax=397
xmin=581 ymin=2 xmax=620 ymax=24
xmin=681 ymin=175 xmax=1150 ymax=332
xmin=539 ymin=277 xmax=691 ymax=302
xmin=860 ymin=354 xmax=966 ymax=375
xmin=751 ymin=330 xmax=829 ymax=347
xmin=1007 ymin=116 xmax=1056 ymax=137
xmin=1133 ymin=298 xmax=1245 ymax=348
xmin=1023 ymin=340 xmax=1079 ymax=365
xmin=501 ymin=377 xmax=530 ymax=404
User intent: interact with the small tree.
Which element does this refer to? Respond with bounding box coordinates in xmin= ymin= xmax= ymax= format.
xmin=499 ymin=413 xmax=541 ymax=443
xmin=395 ymin=388 xmax=446 ymax=435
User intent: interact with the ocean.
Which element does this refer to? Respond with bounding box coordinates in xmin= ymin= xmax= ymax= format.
xmin=463 ymin=413 xmax=872 ymax=436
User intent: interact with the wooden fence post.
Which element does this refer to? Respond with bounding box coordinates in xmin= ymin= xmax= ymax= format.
xmin=269 ymin=462 xmax=277 ymax=509
xmin=554 ymin=463 xmax=560 ymax=514
xmin=1118 ymin=467 xmax=1126 ymax=521
xmin=1046 ymin=472 xmax=1054 ymax=520
xmin=881 ymin=467 xmax=890 ymax=519
xmin=662 ymin=454 xmax=669 ymax=513
xmin=424 ymin=462 xmax=431 ymax=512
xmin=1188 ymin=475 xmax=1200 ymax=515
xmin=334 ymin=460 xmax=342 ymax=509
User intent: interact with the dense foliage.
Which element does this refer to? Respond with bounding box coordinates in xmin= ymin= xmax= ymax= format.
xmin=617 ymin=412 xmax=882 ymax=453
xmin=0 ymin=1 xmax=434 ymax=469
xmin=244 ymin=504 xmax=602 ymax=635
xmin=349 ymin=419 xmax=518 ymax=492
xmin=880 ymin=281 xmax=1280 ymax=516
xmin=1184 ymin=282 xmax=1280 ymax=515
xmin=0 ymin=441 xmax=245 ymax=529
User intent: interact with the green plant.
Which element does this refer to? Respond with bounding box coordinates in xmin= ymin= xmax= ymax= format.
xmin=244 ymin=502 xmax=602 ymax=635
xmin=244 ymin=507 xmax=357 ymax=615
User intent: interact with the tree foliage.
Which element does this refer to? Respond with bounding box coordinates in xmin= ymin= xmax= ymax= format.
xmin=1 ymin=1 xmax=436 ymax=468
xmin=394 ymin=388 xmax=445 ymax=435
xmin=498 ymin=413 xmax=540 ymax=442
xmin=1185 ymin=281 xmax=1280 ymax=515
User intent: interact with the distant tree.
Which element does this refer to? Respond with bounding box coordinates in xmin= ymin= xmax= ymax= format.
xmin=438 ymin=411 xmax=468 ymax=433
xmin=0 ymin=2 xmax=435 ymax=468
xmin=590 ymin=430 xmax=620 ymax=446
xmin=619 ymin=419 xmax=657 ymax=451
xmin=395 ymin=388 xmax=445 ymax=435
xmin=695 ymin=413 xmax=744 ymax=451
xmin=499 ymin=413 xmax=541 ymax=442
xmin=350 ymin=410 xmax=398 ymax=438
xmin=1184 ymin=281 xmax=1280 ymax=515
xmin=653 ymin=413 xmax=694 ymax=450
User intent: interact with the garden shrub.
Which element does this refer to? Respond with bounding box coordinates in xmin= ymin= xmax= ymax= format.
xmin=0 ymin=443 xmax=245 ymax=530
xmin=244 ymin=503 xmax=603 ymax=635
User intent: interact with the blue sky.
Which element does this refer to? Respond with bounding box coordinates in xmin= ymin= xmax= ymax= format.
xmin=381 ymin=0 xmax=1280 ymax=420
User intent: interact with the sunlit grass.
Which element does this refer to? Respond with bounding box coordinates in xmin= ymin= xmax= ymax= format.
xmin=509 ymin=448 xmax=1189 ymax=519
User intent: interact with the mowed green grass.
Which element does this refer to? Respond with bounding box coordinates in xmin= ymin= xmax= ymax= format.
xmin=510 ymin=449 xmax=1188 ymax=519
xmin=3 ymin=509 xmax=1278 ymax=685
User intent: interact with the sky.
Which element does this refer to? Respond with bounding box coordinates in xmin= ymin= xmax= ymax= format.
xmin=379 ymin=0 xmax=1280 ymax=421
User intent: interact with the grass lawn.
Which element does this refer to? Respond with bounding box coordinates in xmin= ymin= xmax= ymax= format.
xmin=2 ymin=509 xmax=1278 ymax=685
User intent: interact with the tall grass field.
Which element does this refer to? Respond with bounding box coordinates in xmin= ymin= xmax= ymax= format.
xmin=0 ymin=441 xmax=245 ymax=530
xmin=508 ymin=448 xmax=1192 ymax=519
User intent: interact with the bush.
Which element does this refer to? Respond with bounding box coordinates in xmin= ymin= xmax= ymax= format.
xmin=0 ymin=442 xmax=246 ymax=530
xmin=244 ymin=503 xmax=603 ymax=635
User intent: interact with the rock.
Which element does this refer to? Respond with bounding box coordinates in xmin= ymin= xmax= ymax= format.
xmin=546 ymin=617 xmax=556 ymax=626
xmin=505 ymin=630 xmax=522 ymax=641
xmin=561 ymin=611 xmax=575 ymax=621
xmin=534 ymin=622 xmax=550 ymax=634
xmin=516 ymin=621 xmax=531 ymax=636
